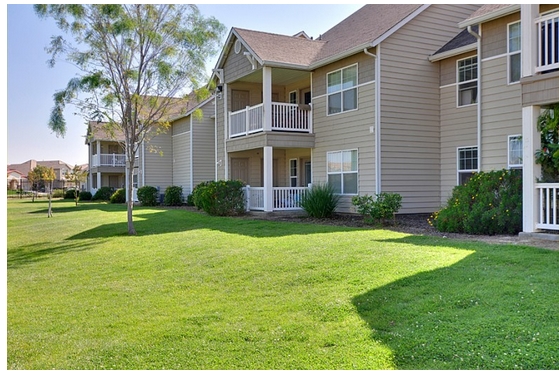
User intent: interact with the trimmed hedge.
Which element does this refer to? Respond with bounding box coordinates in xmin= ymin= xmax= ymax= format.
xmin=192 ymin=180 xmax=245 ymax=216
xmin=110 ymin=188 xmax=126 ymax=204
xmin=164 ymin=186 xmax=184 ymax=206
xmin=92 ymin=186 xmax=114 ymax=201
xmin=137 ymin=186 xmax=159 ymax=206
xmin=430 ymin=169 xmax=522 ymax=235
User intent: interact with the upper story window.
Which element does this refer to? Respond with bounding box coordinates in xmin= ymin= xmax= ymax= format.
xmin=457 ymin=56 xmax=478 ymax=107
xmin=508 ymin=135 xmax=523 ymax=168
xmin=508 ymin=21 xmax=521 ymax=83
xmin=289 ymin=91 xmax=298 ymax=104
xmin=327 ymin=64 xmax=358 ymax=115
xmin=327 ymin=149 xmax=358 ymax=194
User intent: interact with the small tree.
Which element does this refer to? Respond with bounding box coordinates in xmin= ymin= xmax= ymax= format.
xmin=35 ymin=4 xmax=225 ymax=235
xmin=65 ymin=164 xmax=88 ymax=206
xmin=536 ymin=104 xmax=559 ymax=182
xmin=29 ymin=165 xmax=56 ymax=217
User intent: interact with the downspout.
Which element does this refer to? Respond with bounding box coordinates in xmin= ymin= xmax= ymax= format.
xmin=214 ymin=94 xmax=218 ymax=181
xmin=468 ymin=25 xmax=482 ymax=171
xmin=364 ymin=47 xmax=382 ymax=194
xmin=189 ymin=114 xmax=194 ymax=193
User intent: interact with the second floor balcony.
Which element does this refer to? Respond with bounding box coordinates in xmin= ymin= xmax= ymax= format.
xmin=229 ymin=102 xmax=312 ymax=138
xmin=536 ymin=11 xmax=559 ymax=73
xmin=91 ymin=153 xmax=126 ymax=167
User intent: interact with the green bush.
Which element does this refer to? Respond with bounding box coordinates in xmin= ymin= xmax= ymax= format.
xmin=352 ymin=192 xmax=402 ymax=225
xmin=300 ymin=183 xmax=340 ymax=218
xmin=430 ymin=169 xmax=522 ymax=235
xmin=110 ymin=188 xmax=126 ymax=204
xmin=52 ymin=189 xmax=65 ymax=198
xmin=192 ymin=180 xmax=245 ymax=216
xmin=137 ymin=185 xmax=159 ymax=206
xmin=164 ymin=186 xmax=184 ymax=206
xmin=186 ymin=193 xmax=195 ymax=206
xmin=79 ymin=191 xmax=92 ymax=201
xmin=92 ymin=186 xmax=114 ymax=201
xmin=64 ymin=189 xmax=76 ymax=199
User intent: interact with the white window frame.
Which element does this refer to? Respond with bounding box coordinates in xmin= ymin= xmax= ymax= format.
xmin=457 ymin=56 xmax=478 ymax=107
xmin=289 ymin=158 xmax=298 ymax=187
xmin=508 ymin=21 xmax=521 ymax=84
xmin=327 ymin=149 xmax=358 ymax=195
xmin=326 ymin=64 xmax=358 ymax=116
xmin=457 ymin=146 xmax=478 ymax=185
xmin=508 ymin=135 xmax=523 ymax=168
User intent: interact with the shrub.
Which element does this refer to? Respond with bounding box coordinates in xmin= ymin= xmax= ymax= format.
xmin=186 ymin=193 xmax=195 ymax=206
xmin=192 ymin=180 xmax=245 ymax=216
xmin=137 ymin=186 xmax=159 ymax=206
xmin=110 ymin=188 xmax=126 ymax=204
xmin=164 ymin=186 xmax=184 ymax=206
xmin=300 ymin=183 xmax=340 ymax=218
xmin=92 ymin=186 xmax=114 ymax=201
xmin=79 ymin=191 xmax=92 ymax=201
xmin=52 ymin=189 xmax=65 ymax=198
xmin=64 ymin=189 xmax=76 ymax=199
xmin=430 ymin=169 xmax=522 ymax=235
xmin=352 ymin=192 xmax=402 ymax=225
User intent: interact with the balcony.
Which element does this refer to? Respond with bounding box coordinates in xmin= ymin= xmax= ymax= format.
xmin=536 ymin=183 xmax=559 ymax=231
xmin=536 ymin=12 xmax=559 ymax=73
xmin=229 ymin=102 xmax=312 ymax=138
xmin=92 ymin=153 xmax=126 ymax=167
xmin=244 ymin=186 xmax=309 ymax=211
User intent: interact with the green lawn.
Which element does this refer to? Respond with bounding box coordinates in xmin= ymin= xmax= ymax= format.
xmin=7 ymin=199 xmax=559 ymax=369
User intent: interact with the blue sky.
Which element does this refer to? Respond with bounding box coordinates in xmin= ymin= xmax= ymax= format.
xmin=6 ymin=4 xmax=364 ymax=167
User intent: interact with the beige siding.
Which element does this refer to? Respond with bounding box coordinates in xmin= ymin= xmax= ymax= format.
xmin=480 ymin=47 xmax=522 ymax=171
xmin=380 ymin=4 xmax=480 ymax=214
xmin=172 ymin=130 xmax=190 ymax=195
xmin=192 ymin=101 xmax=217 ymax=188
xmin=481 ymin=13 xmax=520 ymax=60
xmin=312 ymin=55 xmax=376 ymax=212
xmin=143 ymin=130 xmax=173 ymax=194
xmin=223 ymin=37 xmax=260 ymax=83
xmin=522 ymin=71 xmax=559 ymax=107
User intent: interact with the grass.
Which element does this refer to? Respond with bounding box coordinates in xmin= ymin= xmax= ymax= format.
xmin=7 ymin=199 xmax=559 ymax=369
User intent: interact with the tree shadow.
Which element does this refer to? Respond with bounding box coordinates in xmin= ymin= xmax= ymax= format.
xmin=8 ymin=240 xmax=100 ymax=269
xmin=28 ymin=200 xmax=120 ymax=215
xmin=352 ymin=234 xmax=559 ymax=369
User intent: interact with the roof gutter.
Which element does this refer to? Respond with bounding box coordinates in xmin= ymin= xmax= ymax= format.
xmin=458 ymin=5 xmax=520 ymax=28
xmin=428 ymin=43 xmax=477 ymax=62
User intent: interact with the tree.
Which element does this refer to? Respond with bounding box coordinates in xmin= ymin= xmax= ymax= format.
xmin=536 ymin=103 xmax=559 ymax=182
xmin=28 ymin=165 xmax=56 ymax=216
xmin=35 ymin=4 xmax=225 ymax=235
xmin=65 ymin=164 xmax=88 ymax=206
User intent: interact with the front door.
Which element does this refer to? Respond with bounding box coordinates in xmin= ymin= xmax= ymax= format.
xmin=231 ymin=158 xmax=249 ymax=184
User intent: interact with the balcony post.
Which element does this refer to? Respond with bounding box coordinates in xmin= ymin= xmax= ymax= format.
xmin=263 ymin=146 xmax=273 ymax=212
xmin=522 ymin=105 xmax=541 ymax=233
xmin=263 ymin=66 xmax=272 ymax=132
xmin=521 ymin=4 xmax=538 ymax=78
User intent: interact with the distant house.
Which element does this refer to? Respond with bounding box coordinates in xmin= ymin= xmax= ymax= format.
xmin=7 ymin=170 xmax=25 ymax=190
xmin=7 ymin=159 xmax=73 ymax=189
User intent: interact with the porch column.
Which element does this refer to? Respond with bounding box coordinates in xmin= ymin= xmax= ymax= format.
xmin=522 ymin=105 xmax=541 ymax=233
xmin=263 ymin=66 xmax=272 ymax=132
xmin=521 ymin=4 xmax=538 ymax=79
xmin=263 ymin=146 xmax=273 ymax=212
xmin=97 ymin=172 xmax=102 ymax=191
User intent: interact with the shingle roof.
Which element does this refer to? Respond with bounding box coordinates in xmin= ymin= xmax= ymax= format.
xmin=459 ymin=4 xmax=519 ymax=27
xmin=432 ymin=25 xmax=478 ymax=57
xmin=228 ymin=4 xmax=425 ymax=70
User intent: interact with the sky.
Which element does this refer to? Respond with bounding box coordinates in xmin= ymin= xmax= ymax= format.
xmin=5 ymin=3 xmax=364 ymax=168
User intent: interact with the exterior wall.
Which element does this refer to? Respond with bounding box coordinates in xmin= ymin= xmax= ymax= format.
xmin=479 ymin=15 xmax=522 ymax=171
xmin=380 ymin=4 xmax=481 ymax=214
xmin=223 ymin=37 xmax=261 ymax=83
xmin=172 ymin=116 xmax=191 ymax=196
xmin=192 ymin=100 xmax=217 ymax=188
xmin=143 ymin=129 xmax=173 ymax=195
xmin=522 ymin=70 xmax=559 ymax=107
xmin=439 ymin=53 xmax=478 ymax=204
xmin=312 ymin=52 xmax=376 ymax=212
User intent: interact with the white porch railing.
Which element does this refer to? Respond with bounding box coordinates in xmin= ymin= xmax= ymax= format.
xmin=536 ymin=12 xmax=559 ymax=73
xmin=536 ymin=183 xmax=559 ymax=230
xmin=92 ymin=154 xmax=126 ymax=167
xmin=230 ymin=102 xmax=312 ymax=138
xmin=244 ymin=186 xmax=308 ymax=211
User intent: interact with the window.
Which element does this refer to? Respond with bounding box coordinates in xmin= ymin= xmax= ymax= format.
xmin=457 ymin=56 xmax=478 ymax=106
xmin=327 ymin=64 xmax=357 ymax=115
xmin=508 ymin=135 xmax=523 ymax=168
xmin=457 ymin=146 xmax=478 ymax=185
xmin=289 ymin=159 xmax=298 ymax=187
xmin=327 ymin=149 xmax=358 ymax=194
xmin=289 ymin=91 xmax=298 ymax=104
xmin=508 ymin=22 xmax=521 ymax=83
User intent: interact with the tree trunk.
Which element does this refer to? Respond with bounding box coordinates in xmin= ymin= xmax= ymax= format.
xmin=47 ymin=184 xmax=53 ymax=217
xmin=127 ymin=161 xmax=137 ymax=235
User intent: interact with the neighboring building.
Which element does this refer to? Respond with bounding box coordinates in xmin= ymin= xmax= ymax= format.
xmin=7 ymin=170 xmax=25 ymax=190
xmin=85 ymin=95 xmax=215 ymax=201
xmin=7 ymin=159 xmax=73 ymax=189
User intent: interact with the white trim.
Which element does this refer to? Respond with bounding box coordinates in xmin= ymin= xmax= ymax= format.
xmin=481 ymin=53 xmax=507 ymax=63
xmin=440 ymin=83 xmax=457 ymax=89
xmin=289 ymin=158 xmax=298 ymax=187
xmin=189 ymin=115 xmax=194 ymax=193
xmin=508 ymin=134 xmax=523 ymax=169
xmin=171 ymin=131 xmax=190 ymax=138
xmin=375 ymin=44 xmax=381 ymax=194
xmin=326 ymin=63 xmax=359 ymax=116
xmin=456 ymin=55 xmax=478 ymax=108
xmin=288 ymin=90 xmax=298 ymax=104
xmin=428 ymin=43 xmax=477 ymax=62
xmin=312 ymin=80 xmax=374 ymax=101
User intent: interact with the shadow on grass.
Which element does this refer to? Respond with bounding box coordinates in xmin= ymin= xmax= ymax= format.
xmin=8 ymin=240 xmax=100 ymax=269
xmin=28 ymin=200 xmax=120 ymax=215
xmin=352 ymin=234 xmax=559 ymax=369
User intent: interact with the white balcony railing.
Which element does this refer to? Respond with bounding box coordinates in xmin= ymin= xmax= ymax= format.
xmin=536 ymin=183 xmax=559 ymax=231
xmin=92 ymin=153 xmax=126 ymax=167
xmin=244 ymin=185 xmax=309 ymax=211
xmin=536 ymin=12 xmax=559 ymax=73
xmin=230 ymin=102 xmax=312 ymax=138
